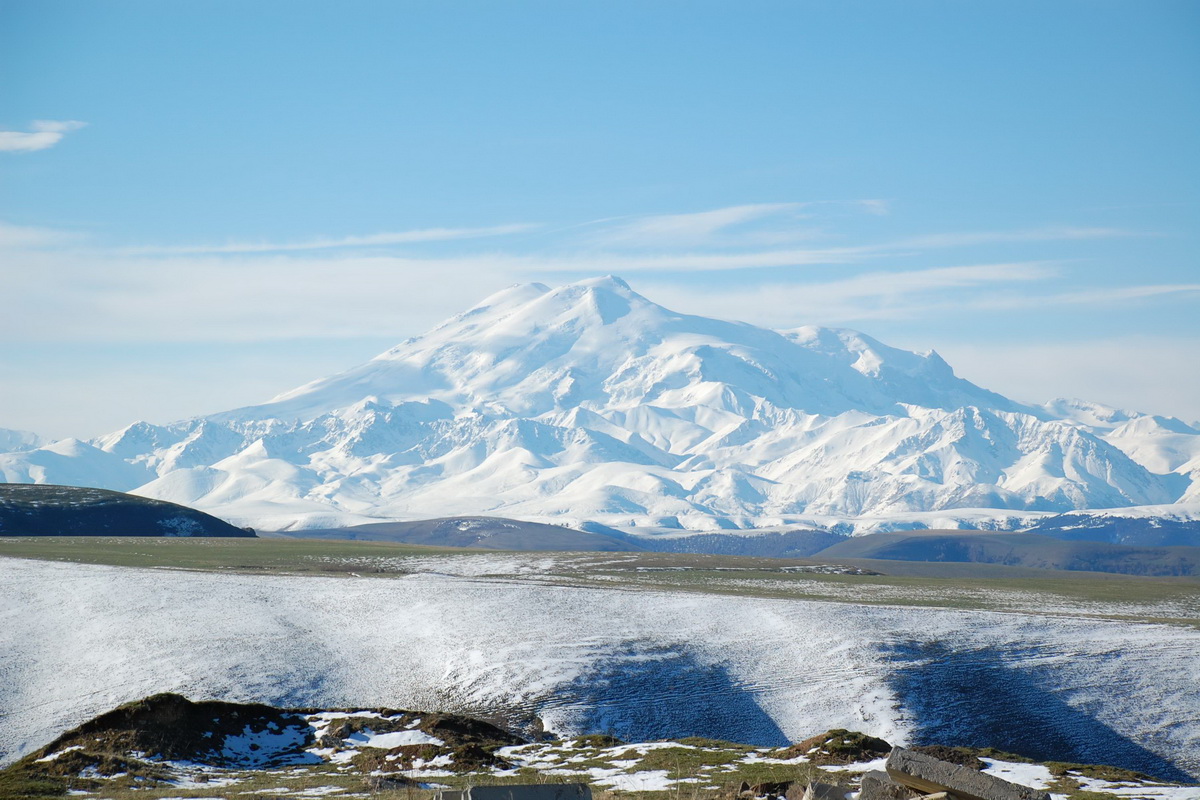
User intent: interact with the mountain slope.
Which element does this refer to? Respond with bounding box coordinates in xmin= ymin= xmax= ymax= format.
xmin=0 ymin=484 xmax=254 ymax=537
xmin=1 ymin=277 xmax=1194 ymax=531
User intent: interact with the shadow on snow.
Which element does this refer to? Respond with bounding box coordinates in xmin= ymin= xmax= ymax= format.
xmin=543 ymin=645 xmax=790 ymax=747
xmin=885 ymin=640 xmax=1194 ymax=783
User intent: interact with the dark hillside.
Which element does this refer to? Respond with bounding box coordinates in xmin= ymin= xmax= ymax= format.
xmin=626 ymin=528 xmax=846 ymax=558
xmin=1024 ymin=514 xmax=1200 ymax=547
xmin=0 ymin=484 xmax=253 ymax=537
xmin=814 ymin=530 xmax=1200 ymax=576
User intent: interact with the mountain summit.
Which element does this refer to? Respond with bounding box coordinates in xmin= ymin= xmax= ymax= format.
xmin=2 ymin=277 xmax=1195 ymax=530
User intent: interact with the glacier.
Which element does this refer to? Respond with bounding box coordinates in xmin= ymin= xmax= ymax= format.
xmin=2 ymin=275 xmax=1197 ymax=531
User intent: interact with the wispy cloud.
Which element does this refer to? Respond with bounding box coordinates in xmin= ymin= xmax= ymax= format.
xmin=571 ymin=206 xmax=1134 ymax=266
xmin=856 ymin=199 xmax=891 ymax=216
xmin=968 ymin=282 xmax=1200 ymax=310
xmin=529 ymin=245 xmax=876 ymax=272
xmin=641 ymin=262 xmax=1057 ymax=326
xmin=643 ymin=265 xmax=1199 ymax=328
xmin=0 ymin=209 xmax=1177 ymax=345
xmin=594 ymin=203 xmax=807 ymax=247
xmin=0 ymin=221 xmax=81 ymax=249
xmin=121 ymin=223 xmax=540 ymax=255
xmin=0 ymin=120 xmax=87 ymax=153
xmin=899 ymin=226 xmax=1135 ymax=249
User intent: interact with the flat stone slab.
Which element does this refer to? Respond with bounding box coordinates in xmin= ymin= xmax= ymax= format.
xmin=886 ymin=748 xmax=1050 ymax=800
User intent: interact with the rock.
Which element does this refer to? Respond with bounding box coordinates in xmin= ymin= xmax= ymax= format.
xmin=886 ymin=747 xmax=1051 ymax=800
xmin=784 ymin=729 xmax=893 ymax=765
xmin=741 ymin=780 xmax=793 ymax=798
xmin=800 ymin=783 xmax=849 ymax=800
xmin=859 ymin=771 xmax=921 ymax=800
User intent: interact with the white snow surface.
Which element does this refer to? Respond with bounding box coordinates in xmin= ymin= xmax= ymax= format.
xmin=1070 ymin=777 xmax=1200 ymax=799
xmin=344 ymin=729 xmax=443 ymax=749
xmin=594 ymin=770 xmax=674 ymax=792
xmin=980 ymin=758 xmax=1055 ymax=789
xmin=2 ymin=556 xmax=1198 ymax=782
xmin=2 ymin=277 xmax=1196 ymax=529
xmin=220 ymin=723 xmax=314 ymax=767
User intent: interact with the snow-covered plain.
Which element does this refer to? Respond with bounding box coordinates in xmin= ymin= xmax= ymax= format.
xmin=2 ymin=556 xmax=1197 ymax=783
xmin=2 ymin=277 xmax=1198 ymax=531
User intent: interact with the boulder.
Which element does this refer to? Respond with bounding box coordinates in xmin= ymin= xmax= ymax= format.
xmin=858 ymin=770 xmax=921 ymax=800
xmin=800 ymin=783 xmax=849 ymax=800
xmin=886 ymin=747 xmax=1050 ymax=800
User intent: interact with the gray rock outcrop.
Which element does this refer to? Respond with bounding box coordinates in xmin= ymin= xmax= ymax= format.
xmin=885 ymin=747 xmax=1051 ymax=800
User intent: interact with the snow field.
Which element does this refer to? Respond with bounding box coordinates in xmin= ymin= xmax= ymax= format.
xmin=1 ymin=555 xmax=1198 ymax=783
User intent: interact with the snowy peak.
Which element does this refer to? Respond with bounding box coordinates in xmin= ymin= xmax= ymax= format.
xmin=782 ymin=326 xmax=1025 ymax=415
xmin=1040 ymin=398 xmax=1139 ymax=430
xmin=229 ymin=277 xmax=1029 ymax=427
xmin=240 ymin=277 xmax=674 ymax=424
xmin=416 ymin=276 xmax=646 ymax=348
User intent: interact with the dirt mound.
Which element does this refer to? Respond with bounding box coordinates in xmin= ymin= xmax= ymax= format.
xmin=312 ymin=707 xmax=525 ymax=772
xmin=783 ymin=729 xmax=892 ymax=765
xmin=41 ymin=692 xmax=308 ymax=764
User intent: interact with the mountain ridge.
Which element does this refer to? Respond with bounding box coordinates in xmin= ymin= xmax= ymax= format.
xmin=1 ymin=276 xmax=1196 ymax=531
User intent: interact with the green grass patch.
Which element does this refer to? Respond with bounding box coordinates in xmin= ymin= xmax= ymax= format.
xmin=0 ymin=536 xmax=471 ymax=575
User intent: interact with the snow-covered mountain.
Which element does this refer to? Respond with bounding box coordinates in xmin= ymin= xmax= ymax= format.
xmin=0 ymin=427 xmax=42 ymax=453
xmin=1042 ymin=398 xmax=1200 ymax=505
xmin=3 ymin=276 xmax=1197 ymax=530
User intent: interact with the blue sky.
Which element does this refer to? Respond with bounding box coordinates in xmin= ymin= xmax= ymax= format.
xmin=2 ymin=0 xmax=1198 ymax=438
